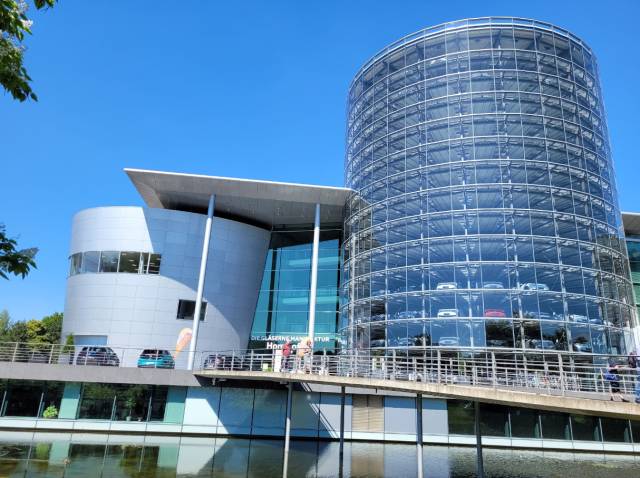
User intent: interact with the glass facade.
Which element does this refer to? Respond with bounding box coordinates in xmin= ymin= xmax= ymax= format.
xmin=624 ymin=235 xmax=640 ymax=322
xmin=250 ymin=226 xmax=341 ymax=351
xmin=342 ymin=18 xmax=636 ymax=356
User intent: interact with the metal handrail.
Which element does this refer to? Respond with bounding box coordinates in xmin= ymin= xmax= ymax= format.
xmin=198 ymin=347 xmax=640 ymax=403
xmin=0 ymin=341 xmax=638 ymax=403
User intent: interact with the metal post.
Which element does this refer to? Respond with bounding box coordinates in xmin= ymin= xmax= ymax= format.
xmin=307 ymin=203 xmax=321 ymax=352
xmin=491 ymin=352 xmax=497 ymax=386
xmin=558 ymin=354 xmax=565 ymax=396
xmin=188 ymin=194 xmax=215 ymax=370
xmin=474 ymin=401 xmax=485 ymax=478
xmin=416 ymin=394 xmax=424 ymax=478
xmin=339 ymin=385 xmax=345 ymax=474
xmin=437 ymin=349 xmax=441 ymax=384
xmin=283 ymin=382 xmax=293 ymax=478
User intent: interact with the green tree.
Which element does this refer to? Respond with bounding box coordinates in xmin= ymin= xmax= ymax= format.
xmin=1 ymin=0 xmax=56 ymax=102
xmin=0 ymin=224 xmax=37 ymax=279
xmin=25 ymin=311 xmax=62 ymax=343
xmin=0 ymin=309 xmax=9 ymax=334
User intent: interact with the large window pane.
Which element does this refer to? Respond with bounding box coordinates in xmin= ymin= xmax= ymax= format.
xmin=118 ymin=251 xmax=141 ymax=273
xmin=99 ymin=251 xmax=119 ymax=273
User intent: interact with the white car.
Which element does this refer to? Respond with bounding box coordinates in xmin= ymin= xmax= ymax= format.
xmin=568 ymin=314 xmax=589 ymax=323
xmin=520 ymin=283 xmax=549 ymax=291
xmin=438 ymin=336 xmax=459 ymax=346
xmin=483 ymin=282 xmax=504 ymax=289
xmin=437 ymin=308 xmax=458 ymax=318
xmin=436 ymin=282 xmax=457 ymax=290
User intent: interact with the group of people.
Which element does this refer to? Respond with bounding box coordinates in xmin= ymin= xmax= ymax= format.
xmin=281 ymin=338 xmax=313 ymax=373
xmin=605 ymin=350 xmax=640 ymax=403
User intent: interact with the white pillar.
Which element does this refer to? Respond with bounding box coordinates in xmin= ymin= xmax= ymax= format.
xmin=187 ymin=194 xmax=215 ymax=370
xmin=307 ymin=203 xmax=321 ymax=351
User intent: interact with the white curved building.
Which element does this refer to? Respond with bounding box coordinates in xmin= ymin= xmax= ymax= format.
xmin=62 ymin=169 xmax=351 ymax=367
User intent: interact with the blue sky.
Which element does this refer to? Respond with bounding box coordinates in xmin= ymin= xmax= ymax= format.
xmin=2 ymin=0 xmax=640 ymax=321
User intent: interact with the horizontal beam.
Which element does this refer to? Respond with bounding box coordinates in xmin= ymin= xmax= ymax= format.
xmin=196 ymin=370 xmax=640 ymax=420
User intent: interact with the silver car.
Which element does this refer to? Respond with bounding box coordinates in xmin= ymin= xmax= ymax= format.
xmin=520 ymin=283 xmax=549 ymax=291
xmin=436 ymin=282 xmax=457 ymax=290
xmin=438 ymin=336 xmax=459 ymax=346
xmin=483 ymin=282 xmax=504 ymax=289
xmin=437 ymin=308 xmax=458 ymax=318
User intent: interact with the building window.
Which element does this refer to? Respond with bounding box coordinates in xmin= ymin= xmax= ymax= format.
xmin=176 ymin=300 xmax=206 ymax=321
xmin=68 ymin=251 xmax=162 ymax=276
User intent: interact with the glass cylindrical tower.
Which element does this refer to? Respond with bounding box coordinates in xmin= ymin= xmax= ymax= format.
xmin=341 ymin=17 xmax=636 ymax=357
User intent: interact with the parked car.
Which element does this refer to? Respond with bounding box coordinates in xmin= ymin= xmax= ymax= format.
xmin=436 ymin=308 xmax=458 ymax=318
xmin=484 ymin=309 xmax=506 ymax=317
xmin=568 ymin=314 xmax=589 ymax=323
xmin=436 ymin=282 xmax=457 ymax=290
xmin=527 ymin=339 xmax=556 ymax=350
xmin=137 ymin=349 xmax=175 ymax=369
xmin=76 ymin=346 xmax=120 ymax=366
xmin=438 ymin=336 xmax=459 ymax=346
xmin=482 ymin=282 xmax=504 ymax=289
xmin=520 ymin=283 xmax=549 ymax=291
xmin=572 ymin=342 xmax=593 ymax=353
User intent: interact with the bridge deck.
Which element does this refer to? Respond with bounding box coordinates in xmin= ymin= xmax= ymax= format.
xmin=195 ymin=369 xmax=640 ymax=420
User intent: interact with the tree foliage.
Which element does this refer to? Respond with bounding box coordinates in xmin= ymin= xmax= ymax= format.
xmin=0 ymin=309 xmax=63 ymax=343
xmin=0 ymin=0 xmax=56 ymax=101
xmin=0 ymin=223 xmax=38 ymax=279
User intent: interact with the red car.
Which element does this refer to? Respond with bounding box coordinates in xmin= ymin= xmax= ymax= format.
xmin=484 ymin=309 xmax=506 ymax=317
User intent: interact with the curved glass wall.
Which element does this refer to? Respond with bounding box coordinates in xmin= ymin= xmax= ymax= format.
xmin=342 ymin=18 xmax=636 ymax=356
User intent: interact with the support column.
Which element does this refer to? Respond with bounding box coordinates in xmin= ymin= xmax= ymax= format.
xmin=339 ymin=386 xmax=345 ymax=469
xmin=475 ymin=401 xmax=484 ymax=478
xmin=307 ymin=203 xmax=321 ymax=350
xmin=416 ymin=393 xmax=423 ymax=478
xmin=283 ymin=382 xmax=293 ymax=478
xmin=187 ymin=194 xmax=215 ymax=371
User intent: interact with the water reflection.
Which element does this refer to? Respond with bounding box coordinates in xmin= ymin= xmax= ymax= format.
xmin=0 ymin=432 xmax=638 ymax=477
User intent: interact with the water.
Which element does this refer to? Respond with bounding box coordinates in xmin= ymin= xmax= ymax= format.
xmin=0 ymin=432 xmax=638 ymax=477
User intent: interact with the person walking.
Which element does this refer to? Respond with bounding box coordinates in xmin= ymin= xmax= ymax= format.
xmin=282 ymin=340 xmax=292 ymax=372
xmin=605 ymin=363 xmax=628 ymax=402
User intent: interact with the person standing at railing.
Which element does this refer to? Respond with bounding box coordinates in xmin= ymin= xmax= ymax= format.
xmin=282 ymin=340 xmax=292 ymax=372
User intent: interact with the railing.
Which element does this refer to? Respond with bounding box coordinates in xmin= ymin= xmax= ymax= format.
xmin=198 ymin=348 xmax=640 ymax=403
xmin=1 ymin=341 xmax=638 ymax=403
xmin=0 ymin=342 xmax=190 ymax=370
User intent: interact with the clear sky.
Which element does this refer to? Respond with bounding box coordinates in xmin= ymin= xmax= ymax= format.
xmin=2 ymin=0 xmax=640 ymax=322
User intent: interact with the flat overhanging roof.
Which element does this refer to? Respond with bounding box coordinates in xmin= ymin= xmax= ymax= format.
xmin=622 ymin=212 xmax=640 ymax=236
xmin=125 ymin=168 xmax=353 ymax=228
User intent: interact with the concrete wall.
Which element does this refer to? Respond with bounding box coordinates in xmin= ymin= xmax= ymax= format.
xmin=63 ymin=206 xmax=270 ymax=365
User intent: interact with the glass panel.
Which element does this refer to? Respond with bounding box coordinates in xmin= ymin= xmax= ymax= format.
xmin=81 ymin=251 xmax=100 ymax=273
xmin=99 ymin=251 xmax=119 ymax=273
xmin=176 ymin=300 xmax=207 ymax=321
xmin=118 ymin=251 xmax=141 ymax=273
xmin=480 ymin=403 xmax=509 ymax=436
xmin=600 ymin=417 xmax=632 ymax=443
xmin=510 ymin=407 xmax=540 ymax=438
xmin=448 ymin=400 xmax=475 ymax=435
xmin=540 ymin=411 xmax=571 ymax=440
xmin=570 ymin=415 xmax=601 ymax=441
xmin=69 ymin=253 xmax=82 ymax=275
xmin=147 ymin=253 xmax=162 ymax=274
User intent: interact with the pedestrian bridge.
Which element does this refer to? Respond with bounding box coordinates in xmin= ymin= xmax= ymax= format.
xmin=194 ymin=350 xmax=640 ymax=420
